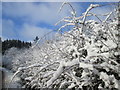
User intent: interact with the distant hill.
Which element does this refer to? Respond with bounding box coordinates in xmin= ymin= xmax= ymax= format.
xmin=2 ymin=39 xmax=31 ymax=55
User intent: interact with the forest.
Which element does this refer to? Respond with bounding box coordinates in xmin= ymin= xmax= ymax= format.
xmin=1 ymin=2 xmax=120 ymax=90
xmin=2 ymin=39 xmax=31 ymax=54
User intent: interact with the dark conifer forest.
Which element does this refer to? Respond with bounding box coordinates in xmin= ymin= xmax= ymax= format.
xmin=2 ymin=39 xmax=31 ymax=54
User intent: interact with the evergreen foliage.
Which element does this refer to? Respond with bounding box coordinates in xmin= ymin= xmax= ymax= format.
xmin=2 ymin=39 xmax=31 ymax=54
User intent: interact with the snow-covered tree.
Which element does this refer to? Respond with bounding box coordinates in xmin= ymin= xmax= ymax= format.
xmin=6 ymin=2 xmax=120 ymax=90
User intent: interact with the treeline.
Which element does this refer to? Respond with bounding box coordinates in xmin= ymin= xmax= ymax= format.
xmin=2 ymin=39 xmax=32 ymax=54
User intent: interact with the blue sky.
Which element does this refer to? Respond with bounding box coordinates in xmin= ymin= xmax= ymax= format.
xmin=2 ymin=2 xmax=115 ymax=42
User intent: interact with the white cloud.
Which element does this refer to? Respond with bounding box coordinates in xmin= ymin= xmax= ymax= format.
xmin=3 ymin=2 xmax=74 ymax=25
xmin=3 ymin=2 xmax=83 ymax=25
xmin=2 ymin=2 xmax=83 ymax=41
xmin=2 ymin=19 xmax=55 ymax=41
xmin=2 ymin=19 xmax=17 ymax=39
xmin=19 ymin=23 xmax=54 ymax=41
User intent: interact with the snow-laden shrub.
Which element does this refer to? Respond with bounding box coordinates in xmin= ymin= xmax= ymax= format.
xmin=2 ymin=47 xmax=24 ymax=70
xmin=0 ymin=67 xmax=21 ymax=88
xmin=10 ymin=2 xmax=120 ymax=90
